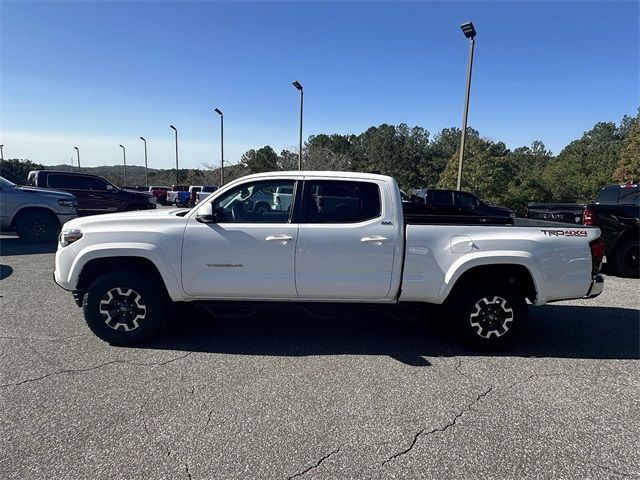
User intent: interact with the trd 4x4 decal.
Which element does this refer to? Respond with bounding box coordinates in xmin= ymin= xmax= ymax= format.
xmin=540 ymin=229 xmax=587 ymax=237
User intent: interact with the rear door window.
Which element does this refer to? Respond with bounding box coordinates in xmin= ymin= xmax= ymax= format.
xmin=433 ymin=191 xmax=454 ymax=205
xmin=47 ymin=174 xmax=86 ymax=189
xmin=302 ymin=180 xmax=381 ymax=223
xmin=596 ymin=187 xmax=620 ymax=204
xmin=619 ymin=187 xmax=640 ymax=205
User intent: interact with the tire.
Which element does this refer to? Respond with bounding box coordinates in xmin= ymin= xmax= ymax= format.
xmin=612 ymin=237 xmax=640 ymax=278
xmin=83 ymin=271 xmax=169 ymax=345
xmin=15 ymin=211 xmax=59 ymax=243
xmin=455 ymin=286 xmax=527 ymax=351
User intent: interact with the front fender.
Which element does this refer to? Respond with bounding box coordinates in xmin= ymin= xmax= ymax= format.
xmin=61 ymin=242 xmax=185 ymax=302
xmin=440 ymin=251 xmax=547 ymax=304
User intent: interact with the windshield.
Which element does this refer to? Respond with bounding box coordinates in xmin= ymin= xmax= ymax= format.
xmin=0 ymin=176 xmax=16 ymax=188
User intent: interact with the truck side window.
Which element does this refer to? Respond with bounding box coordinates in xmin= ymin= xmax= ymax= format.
xmin=619 ymin=188 xmax=640 ymax=205
xmin=47 ymin=174 xmax=85 ymax=190
xmin=595 ymin=187 xmax=620 ymax=204
xmin=303 ymin=180 xmax=381 ymax=223
xmin=210 ymin=180 xmax=295 ymax=223
xmin=433 ymin=191 xmax=453 ymax=205
xmin=454 ymin=192 xmax=479 ymax=209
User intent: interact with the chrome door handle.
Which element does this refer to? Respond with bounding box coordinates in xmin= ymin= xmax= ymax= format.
xmin=361 ymin=236 xmax=387 ymax=244
xmin=266 ymin=235 xmax=293 ymax=243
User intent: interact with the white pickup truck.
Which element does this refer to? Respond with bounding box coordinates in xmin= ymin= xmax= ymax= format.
xmin=54 ymin=171 xmax=605 ymax=349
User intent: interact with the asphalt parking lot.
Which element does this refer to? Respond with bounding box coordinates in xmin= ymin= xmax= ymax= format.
xmin=1 ymin=233 xmax=638 ymax=480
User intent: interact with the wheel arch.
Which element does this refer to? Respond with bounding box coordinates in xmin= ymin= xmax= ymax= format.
xmin=611 ymin=225 xmax=639 ymax=252
xmin=11 ymin=206 xmax=60 ymax=229
xmin=71 ymin=247 xmax=184 ymax=302
xmin=443 ymin=262 xmax=539 ymax=305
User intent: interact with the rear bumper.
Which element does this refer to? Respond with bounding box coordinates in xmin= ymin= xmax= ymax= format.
xmin=584 ymin=273 xmax=605 ymax=299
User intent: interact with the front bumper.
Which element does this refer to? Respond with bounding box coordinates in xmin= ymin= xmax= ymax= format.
xmin=584 ymin=273 xmax=605 ymax=299
xmin=56 ymin=213 xmax=79 ymax=226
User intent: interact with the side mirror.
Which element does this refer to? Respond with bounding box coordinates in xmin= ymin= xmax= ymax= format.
xmin=196 ymin=203 xmax=215 ymax=223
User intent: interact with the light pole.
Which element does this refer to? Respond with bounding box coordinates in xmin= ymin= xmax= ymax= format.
xmin=73 ymin=146 xmax=81 ymax=171
xmin=456 ymin=21 xmax=476 ymax=191
xmin=0 ymin=144 xmax=4 ymax=161
xmin=214 ymin=108 xmax=224 ymax=185
xmin=292 ymin=80 xmax=304 ymax=170
xmin=170 ymin=125 xmax=179 ymax=186
xmin=140 ymin=137 xmax=148 ymax=187
xmin=119 ymin=144 xmax=127 ymax=187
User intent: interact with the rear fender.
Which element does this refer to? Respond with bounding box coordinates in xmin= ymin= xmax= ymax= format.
xmin=440 ymin=251 xmax=545 ymax=304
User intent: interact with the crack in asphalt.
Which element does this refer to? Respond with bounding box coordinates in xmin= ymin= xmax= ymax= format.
xmin=454 ymin=357 xmax=467 ymax=377
xmin=592 ymin=462 xmax=637 ymax=478
xmin=287 ymin=445 xmax=342 ymax=479
xmin=205 ymin=409 xmax=214 ymax=428
xmin=381 ymin=387 xmax=494 ymax=467
xmin=507 ymin=373 xmax=567 ymax=390
xmin=0 ymin=352 xmax=194 ymax=388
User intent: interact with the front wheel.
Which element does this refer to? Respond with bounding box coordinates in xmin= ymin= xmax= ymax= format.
xmin=456 ymin=286 xmax=527 ymax=350
xmin=15 ymin=211 xmax=59 ymax=243
xmin=83 ymin=271 xmax=169 ymax=345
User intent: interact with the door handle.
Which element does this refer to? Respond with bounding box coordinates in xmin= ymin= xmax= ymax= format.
xmin=361 ymin=236 xmax=387 ymax=244
xmin=266 ymin=235 xmax=293 ymax=244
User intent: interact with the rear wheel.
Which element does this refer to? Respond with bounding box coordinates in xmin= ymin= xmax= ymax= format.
xmin=15 ymin=211 xmax=59 ymax=243
xmin=456 ymin=286 xmax=527 ymax=350
xmin=83 ymin=271 xmax=168 ymax=344
xmin=612 ymin=237 xmax=640 ymax=278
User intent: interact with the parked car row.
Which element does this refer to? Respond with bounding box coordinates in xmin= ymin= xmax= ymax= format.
xmin=0 ymin=170 xmax=161 ymax=243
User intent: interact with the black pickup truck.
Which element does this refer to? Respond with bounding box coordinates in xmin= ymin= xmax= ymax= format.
xmin=409 ymin=188 xmax=514 ymax=219
xmin=527 ymin=182 xmax=639 ymax=277
xmin=27 ymin=170 xmax=157 ymax=216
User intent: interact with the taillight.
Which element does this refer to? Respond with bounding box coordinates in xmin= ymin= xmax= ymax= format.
xmin=589 ymin=237 xmax=605 ymax=273
xmin=582 ymin=208 xmax=598 ymax=226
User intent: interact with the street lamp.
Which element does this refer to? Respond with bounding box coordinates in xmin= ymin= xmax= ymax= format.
xmin=119 ymin=144 xmax=127 ymax=187
xmin=170 ymin=125 xmax=179 ymax=186
xmin=1 ymin=144 xmax=4 ymax=161
xmin=292 ymin=80 xmax=304 ymax=170
xmin=456 ymin=21 xmax=476 ymax=191
xmin=73 ymin=146 xmax=81 ymax=171
xmin=214 ymin=108 xmax=224 ymax=185
xmin=140 ymin=137 xmax=148 ymax=187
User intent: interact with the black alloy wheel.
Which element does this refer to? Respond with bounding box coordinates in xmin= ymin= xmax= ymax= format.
xmin=456 ymin=286 xmax=527 ymax=350
xmin=83 ymin=271 xmax=168 ymax=344
xmin=15 ymin=212 xmax=59 ymax=243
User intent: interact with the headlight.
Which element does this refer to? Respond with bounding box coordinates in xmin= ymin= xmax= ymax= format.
xmin=148 ymin=196 xmax=157 ymax=204
xmin=58 ymin=199 xmax=77 ymax=208
xmin=59 ymin=229 xmax=83 ymax=247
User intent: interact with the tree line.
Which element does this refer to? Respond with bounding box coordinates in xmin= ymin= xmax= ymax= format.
xmin=2 ymin=109 xmax=638 ymax=214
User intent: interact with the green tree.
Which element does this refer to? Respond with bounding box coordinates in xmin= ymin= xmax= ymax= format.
xmin=612 ymin=117 xmax=640 ymax=182
xmin=542 ymin=122 xmax=623 ymax=201
xmin=240 ymin=146 xmax=278 ymax=173
xmin=0 ymin=159 xmax=44 ymax=184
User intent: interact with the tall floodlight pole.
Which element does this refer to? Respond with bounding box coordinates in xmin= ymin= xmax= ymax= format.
xmin=0 ymin=145 xmax=4 ymax=161
xmin=119 ymin=144 xmax=127 ymax=187
xmin=457 ymin=21 xmax=476 ymax=191
xmin=214 ymin=108 xmax=224 ymax=185
xmin=140 ymin=137 xmax=148 ymax=187
xmin=292 ymin=81 xmax=304 ymax=170
xmin=170 ymin=125 xmax=179 ymax=186
xmin=73 ymin=146 xmax=81 ymax=171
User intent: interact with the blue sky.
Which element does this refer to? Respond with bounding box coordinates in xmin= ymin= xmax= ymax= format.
xmin=1 ymin=1 xmax=638 ymax=170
